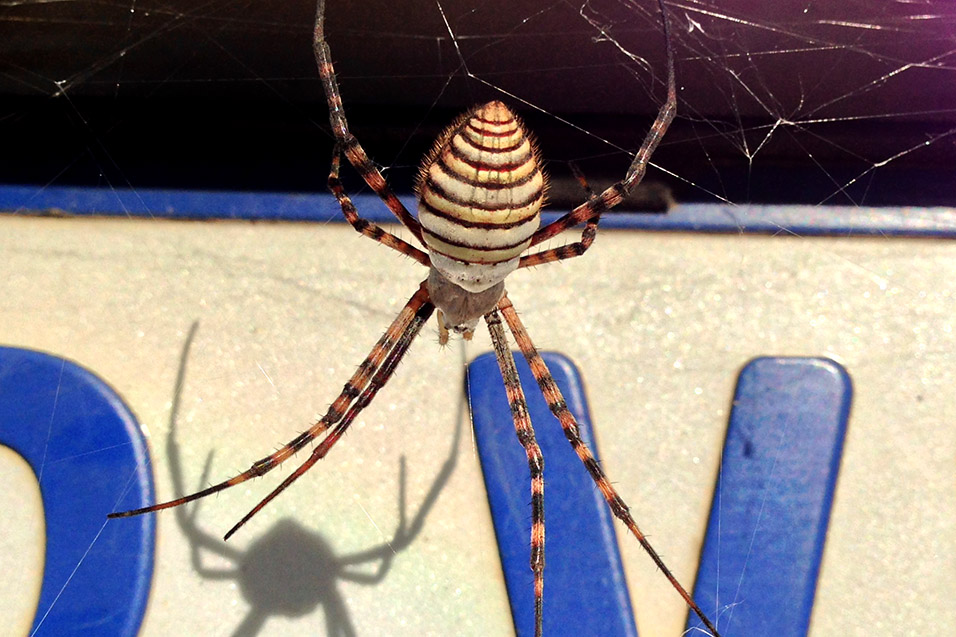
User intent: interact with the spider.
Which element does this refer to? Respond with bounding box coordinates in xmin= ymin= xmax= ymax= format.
xmin=110 ymin=0 xmax=721 ymax=635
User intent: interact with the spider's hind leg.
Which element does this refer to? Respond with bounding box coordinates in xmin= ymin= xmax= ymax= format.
xmin=516 ymin=162 xmax=602 ymax=270
xmin=520 ymin=0 xmax=677 ymax=269
xmin=327 ymin=149 xmax=430 ymax=266
xmin=315 ymin=0 xmax=428 ymax=256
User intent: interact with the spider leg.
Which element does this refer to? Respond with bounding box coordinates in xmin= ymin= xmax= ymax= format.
xmin=329 ymin=148 xmax=430 ymax=266
xmin=525 ymin=0 xmax=676 ymax=252
xmin=314 ymin=0 xmax=425 ymax=244
xmin=497 ymin=294 xmax=721 ymax=637
xmin=223 ymin=292 xmax=434 ymax=539
xmin=519 ymin=162 xmax=601 ymax=269
xmin=517 ymin=214 xmax=600 ymax=269
xmin=569 ymin=161 xmax=596 ymax=200
xmin=109 ymin=282 xmax=432 ymax=521
xmin=485 ymin=307 xmax=546 ymax=637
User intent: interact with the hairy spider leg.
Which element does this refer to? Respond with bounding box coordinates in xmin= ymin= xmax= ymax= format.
xmin=518 ymin=0 xmax=676 ymax=269
xmin=109 ymin=283 xmax=432 ymax=525
xmin=222 ymin=293 xmax=435 ymax=540
xmin=328 ymin=148 xmax=430 ymax=266
xmin=485 ymin=307 xmax=546 ymax=637
xmin=518 ymin=161 xmax=602 ymax=278
xmin=313 ymin=0 xmax=425 ymax=244
xmin=497 ymin=294 xmax=720 ymax=637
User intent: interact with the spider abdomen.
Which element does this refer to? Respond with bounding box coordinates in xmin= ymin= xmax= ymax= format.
xmin=417 ymin=101 xmax=546 ymax=293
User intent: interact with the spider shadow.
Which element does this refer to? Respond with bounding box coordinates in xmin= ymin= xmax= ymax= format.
xmin=164 ymin=322 xmax=465 ymax=637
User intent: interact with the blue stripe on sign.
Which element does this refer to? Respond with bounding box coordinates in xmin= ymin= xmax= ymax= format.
xmin=468 ymin=351 xmax=637 ymax=637
xmin=3 ymin=184 xmax=956 ymax=237
xmin=688 ymin=357 xmax=852 ymax=636
xmin=0 ymin=346 xmax=154 ymax=637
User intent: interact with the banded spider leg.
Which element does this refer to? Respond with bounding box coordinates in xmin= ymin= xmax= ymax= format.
xmin=491 ymin=296 xmax=720 ymax=636
xmin=110 ymin=283 xmax=435 ymax=542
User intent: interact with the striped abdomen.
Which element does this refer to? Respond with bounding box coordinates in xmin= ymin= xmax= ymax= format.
xmin=417 ymin=101 xmax=546 ymax=293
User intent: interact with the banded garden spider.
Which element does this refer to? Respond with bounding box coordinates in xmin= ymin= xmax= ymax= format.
xmin=110 ymin=0 xmax=720 ymax=635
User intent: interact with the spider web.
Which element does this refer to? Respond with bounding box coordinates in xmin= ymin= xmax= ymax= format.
xmin=1 ymin=1 xmax=954 ymax=636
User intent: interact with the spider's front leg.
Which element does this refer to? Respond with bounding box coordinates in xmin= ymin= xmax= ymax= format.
xmin=110 ymin=282 xmax=435 ymax=539
xmin=496 ymin=293 xmax=721 ymax=637
xmin=485 ymin=306 xmax=546 ymax=637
